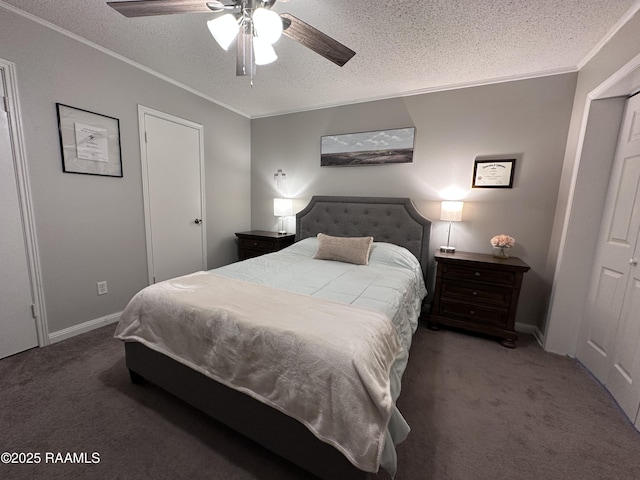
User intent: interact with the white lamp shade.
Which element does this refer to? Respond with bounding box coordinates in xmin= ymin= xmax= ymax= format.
xmin=440 ymin=201 xmax=464 ymax=222
xmin=253 ymin=36 xmax=278 ymax=65
xmin=252 ymin=7 xmax=283 ymax=44
xmin=207 ymin=14 xmax=239 ymax=51
xmin=274 ymin=198 xmax=293 ymax=217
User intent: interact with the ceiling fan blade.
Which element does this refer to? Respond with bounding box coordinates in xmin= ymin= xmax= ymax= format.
xmin=107 ymin=0 xmax=227 ymax=17
xmin=280 ymin=13 xmax=355 ymax=67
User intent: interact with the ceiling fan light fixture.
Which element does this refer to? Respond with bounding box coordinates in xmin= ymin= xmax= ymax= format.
xmin=207 ymin=13 xmax=239 ymax=51
xmin=252 ymin=7 xmax=282 ymax=44
xmin=253 ymin=36 xmax=278 ymax=65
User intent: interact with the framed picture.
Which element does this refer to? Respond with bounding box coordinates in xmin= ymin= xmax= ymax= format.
xmin=472 ymin=159 xmax=516 ymax=188
xmin=321 ymin=127 xmax=415 ymax=167
xmin=56 ymin=103 xmax=123 ymax=177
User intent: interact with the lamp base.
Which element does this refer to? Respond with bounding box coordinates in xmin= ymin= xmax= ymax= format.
xmin=440 ymin=245 xmax=456 ymax=253
xmin=277 ymin=216 xmax=286 ymax=235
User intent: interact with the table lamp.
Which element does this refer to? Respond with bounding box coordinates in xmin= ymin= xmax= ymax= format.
xmin=273 ymin=198 xmax=293 ymax=234
xmin=440 ymin=201 xmax=464 ymax=253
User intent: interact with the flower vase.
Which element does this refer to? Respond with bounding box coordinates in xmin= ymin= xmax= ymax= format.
xmin=492 ymin=246 xmax=509 ymax=258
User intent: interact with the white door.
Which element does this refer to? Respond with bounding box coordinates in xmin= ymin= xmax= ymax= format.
xmin=577 ymin=93 xmax=640 ymax=422
xmin=139 ymin=106 xmax=206 ymax=283
xmin=0 ymin=66 xmax=38 ymax=359
xmin=607 ymin=241 xmax=640 ymax=421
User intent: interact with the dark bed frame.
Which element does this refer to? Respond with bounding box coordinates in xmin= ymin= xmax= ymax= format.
xmin=124 ymin=196 xmax=432 ymax=479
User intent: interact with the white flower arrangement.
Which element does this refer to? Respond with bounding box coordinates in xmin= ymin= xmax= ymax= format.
xmin=491 ymin=234 xmax=515 ymax=248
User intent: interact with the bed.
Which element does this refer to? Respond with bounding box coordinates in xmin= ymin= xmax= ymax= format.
xmin=115 ymin=196 xmax=432 ymax=479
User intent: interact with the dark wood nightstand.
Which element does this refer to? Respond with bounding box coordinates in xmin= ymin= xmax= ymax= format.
xmin=235 ymin=230 xmax=295 ymax=260
xmin=428 ymin=251 xmax=530 ymax=348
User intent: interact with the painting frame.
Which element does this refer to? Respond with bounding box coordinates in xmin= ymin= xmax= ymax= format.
xmin=56 ymin=103 xmax=123 ymax=177
xmin=472 ymin=158 xmax=516 ymax=188
xmin=320 ymin=127 xmax=416 ymax=167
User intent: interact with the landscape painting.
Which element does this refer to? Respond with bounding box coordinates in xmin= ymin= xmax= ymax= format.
xmin=321 ymin=127 xmax=416 ymax=167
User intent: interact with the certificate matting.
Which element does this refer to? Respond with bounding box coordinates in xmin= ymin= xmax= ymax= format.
xmin=472 ymin=159 xmax=515 ymax=188
xmin=56 ymin=103 xmax=122 ymax=177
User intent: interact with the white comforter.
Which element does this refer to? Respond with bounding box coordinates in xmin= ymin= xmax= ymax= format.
xmin=216 ymin=239 xmax=426 ymax=398
xmin=115 ymin=238 xmax=426 ymax=475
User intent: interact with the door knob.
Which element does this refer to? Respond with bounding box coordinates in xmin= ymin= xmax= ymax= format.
xmin=630 ymin=258 xmax=638 ymax=266
xmin=194 ymin=218 xmax=202 ymax=225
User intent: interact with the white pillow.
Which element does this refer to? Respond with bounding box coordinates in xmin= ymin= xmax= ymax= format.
xmin=313 ymin=233 xmax=373 ymax=265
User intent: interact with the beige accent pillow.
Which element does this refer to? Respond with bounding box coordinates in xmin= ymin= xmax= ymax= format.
xmin=313 ymin=233 xmax=374 ymax=265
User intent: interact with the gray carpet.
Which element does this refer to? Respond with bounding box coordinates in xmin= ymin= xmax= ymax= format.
xmin=1 ymin=323 xmax=639 ymax=480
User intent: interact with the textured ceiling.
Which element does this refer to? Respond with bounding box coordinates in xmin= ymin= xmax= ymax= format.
xmin=1 ymin=0 xmax=637 ymax=118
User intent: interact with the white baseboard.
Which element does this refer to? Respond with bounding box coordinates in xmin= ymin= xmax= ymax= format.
xmin=516 ymin=322 xmax=545 ymax=347
xmin=515 ymin=322 xmax=536 ymax=335
xmin=532 ymin=327 xmax=545 ymax=348
xmin=48 ymin=311 xmax=122 ymax=344
xmin=50 ymin=314 xmax=547 ymax=348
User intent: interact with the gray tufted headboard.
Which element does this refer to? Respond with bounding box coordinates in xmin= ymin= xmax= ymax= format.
xmin=296 ymin=196 xmax=432 ymax=279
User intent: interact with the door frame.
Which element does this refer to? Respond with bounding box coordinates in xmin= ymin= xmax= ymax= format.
xmin=545 ymin=51 xmax=640 ymax=355
xmin=575 ymin=93 xmax=640 ymax=388
xmin=137 ymin=105 xmax=207 ymax=285
xmin=0 ymin=58 xmax=48 ymax=346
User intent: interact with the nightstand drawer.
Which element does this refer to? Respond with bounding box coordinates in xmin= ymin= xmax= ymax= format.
xmin=238 ymin=237 xmax=275 ymax=252
xmin=442 ymin=264 xmax=516 ymax=285
xmin=438 ymin=300 xmax=509 ymax=327
xmin=441 ymin=282 xmax=512 ymax=307
xmin=235 ymin=231 xmax=296 ymax=261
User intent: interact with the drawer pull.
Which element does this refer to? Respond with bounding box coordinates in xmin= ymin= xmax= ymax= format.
xmin=474 ymin=272 xmax=480 ymax=277
xmin=469 ymin=310 xmax=475 ymax=315
xmin=472 ymin=291 xmax=478 ymax=296
xmin=253 ymin=242 xmax=258 ymax=246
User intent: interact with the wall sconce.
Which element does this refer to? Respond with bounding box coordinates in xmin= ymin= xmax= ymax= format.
xmin=273 ymin=198 xmax=293 ymax=234
xmin=440 ymin=201 xmax=464 ymax=253
xmin=274 ymin=169 xmax=287 ymax=194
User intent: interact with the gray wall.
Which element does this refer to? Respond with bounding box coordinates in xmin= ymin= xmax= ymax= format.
xmin=544 ymin=9 xmax=640 ymax=354
xmin=7 ymin=2 xmax=633 ymax=344
xmin=251 ymin=74 xmax=577 ymax=329
xmin=0 ymin=8 xmax=251 ymax=335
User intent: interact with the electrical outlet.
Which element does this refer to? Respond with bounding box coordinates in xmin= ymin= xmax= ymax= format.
xmin=97 ymin=281 xmax=108 ymax=295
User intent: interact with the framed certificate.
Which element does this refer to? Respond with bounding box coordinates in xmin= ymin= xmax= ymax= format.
xmin=56 ymin=103 xmax=123 ymax=177
xmin=472 ymin=159 xmax=515 ymax=188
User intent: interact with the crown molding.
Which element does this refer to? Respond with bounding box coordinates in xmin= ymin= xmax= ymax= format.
xmin=252 ymin=67 xmax=578 ymax=119
xmin=0 ymin=1 xmax=250 ymax=118
xmin=577 ymin=0 xmax=640 ymax=70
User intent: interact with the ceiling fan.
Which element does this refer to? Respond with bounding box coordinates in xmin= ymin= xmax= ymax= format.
xmin=107 ymin=0 xmax=356 ymax=82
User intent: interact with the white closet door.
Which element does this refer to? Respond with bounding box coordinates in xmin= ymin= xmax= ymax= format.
xmin=607 ymin=242 xmax=640 ymax=421
xmin=0 ymin=67 xmax=38 ymax=358
xmin=139 ymin=106 xmax=206 ymax=284
xmin=577 ymin=93 xmax=640 ymax=422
